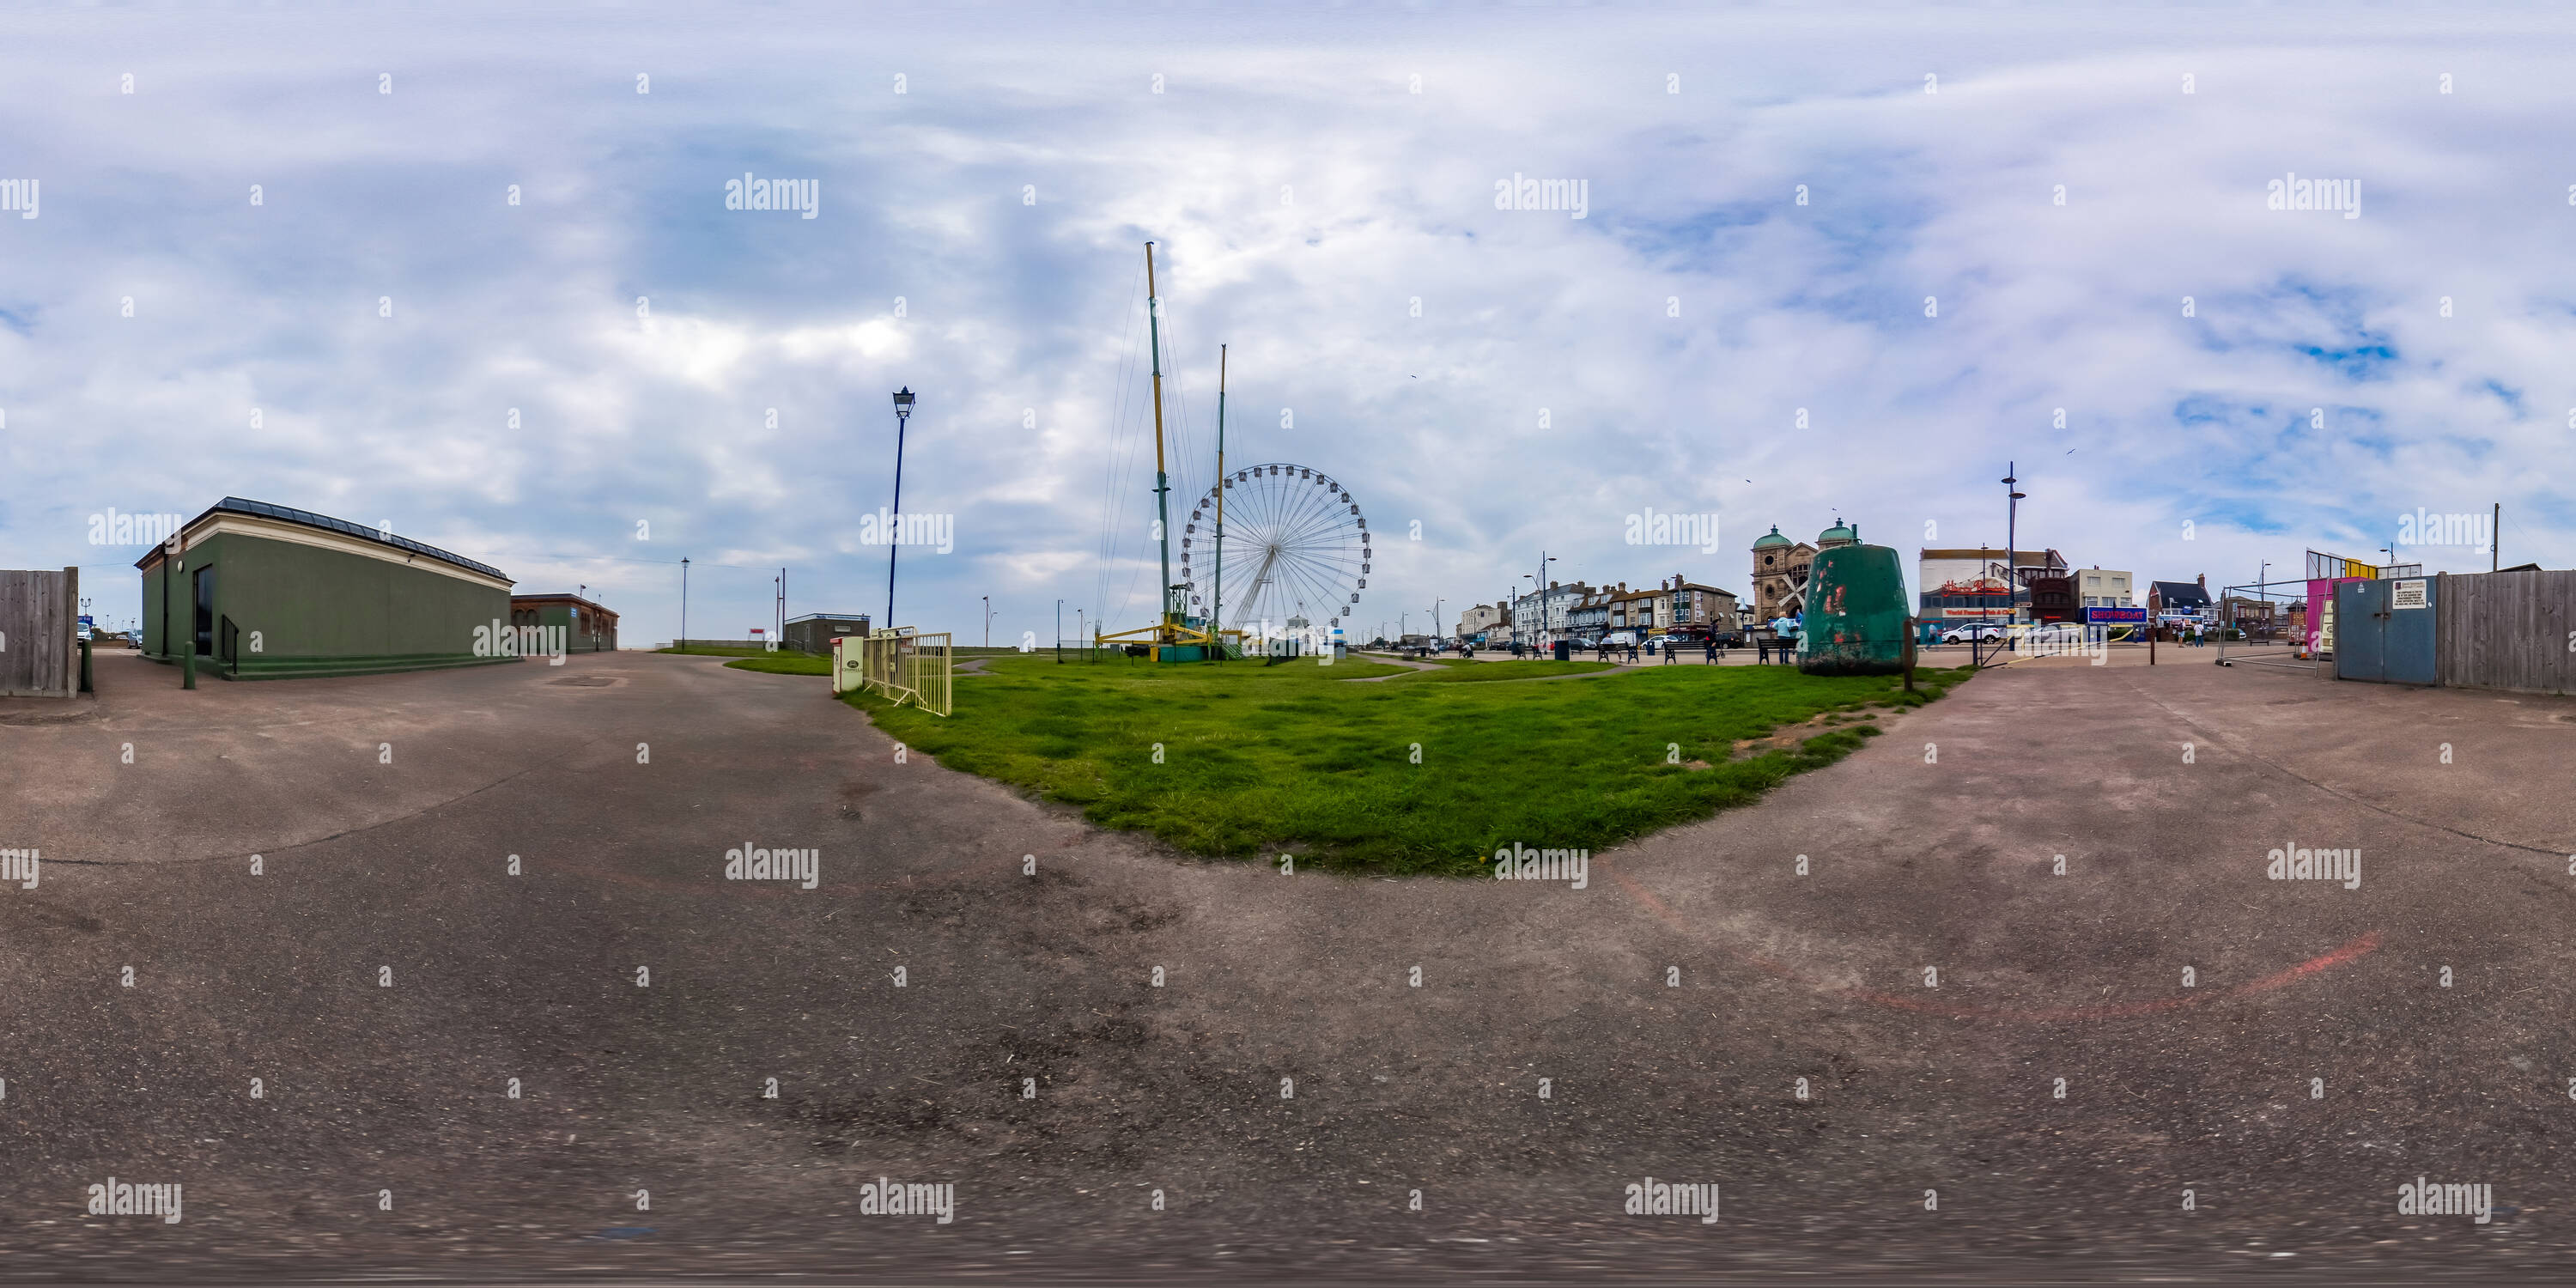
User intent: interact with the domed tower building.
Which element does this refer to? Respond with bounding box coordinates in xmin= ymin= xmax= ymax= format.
xmin=1750 ymin=525 xmax=1819 ymax=622
xmin=1816 ymin=518 xmax=1858 ymax=551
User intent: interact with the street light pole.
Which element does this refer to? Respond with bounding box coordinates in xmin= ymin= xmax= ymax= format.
xmin=888 ymin=386 xmax=915 ymax=630
xmin=983 ymin=595 xmax=991 ymax=648
xmin=2002 ymin=462 xmax=2026 ymax=625
xmin=1057 ymin=598 xmax=1064 ymax=665
xmin=679 ymin=557 xmax=690 ymax=653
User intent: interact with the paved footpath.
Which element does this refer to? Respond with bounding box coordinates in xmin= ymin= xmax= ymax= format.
xmin=2 ymin=650 xmax=2572 ymax=1280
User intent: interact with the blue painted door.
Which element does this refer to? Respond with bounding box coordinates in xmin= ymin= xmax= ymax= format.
xmin=2382 ymin=576 xmax=2439 ymax=684
xmin=2335 ymin=581 xmax=2386 ymax=682
xmin=2336 ymin=578 xmax=2439 ymax=684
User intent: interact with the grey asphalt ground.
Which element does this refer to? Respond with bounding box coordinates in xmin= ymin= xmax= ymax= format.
xmin=3 ymin=647 xmax=2573 ymax=1283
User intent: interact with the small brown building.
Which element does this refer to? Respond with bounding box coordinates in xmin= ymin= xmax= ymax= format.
xmin=509 ymin=593 xmax=619 ymax=653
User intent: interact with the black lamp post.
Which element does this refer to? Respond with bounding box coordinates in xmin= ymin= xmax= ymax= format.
xmin=888 ymin=386 xmax=915 ymax=629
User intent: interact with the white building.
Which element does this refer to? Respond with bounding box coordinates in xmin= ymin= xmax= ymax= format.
xmin=2075 ymin=567 xmax=2133 ymax=610
xmin=1509 ymin=580 xmax=1591 ymax=647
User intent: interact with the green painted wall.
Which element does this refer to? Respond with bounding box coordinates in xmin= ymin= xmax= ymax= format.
xmin=139 ymin=531 xmax=514 ymax=678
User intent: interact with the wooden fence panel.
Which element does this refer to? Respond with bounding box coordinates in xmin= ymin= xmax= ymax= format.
xmin=2438 ymin=569 xmax=2575 ymax=696
xmin=0 ymin=568 xmax=77 ymax=698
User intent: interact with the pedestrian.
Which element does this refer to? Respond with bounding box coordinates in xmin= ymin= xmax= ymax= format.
xmin=1663 ymin=639 xmax=1678 ymax=664
xmin=1757 ymin=636 xmax=1771 ymax=664
xmin=1704 ymin=639 xmax=1716 ymax=664
xmin=1628 ymin=642 xmax=1639 ymax=664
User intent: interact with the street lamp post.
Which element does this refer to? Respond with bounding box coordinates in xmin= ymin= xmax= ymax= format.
xmin=1057 ymin=598 xmax=1064 ymax=665
xmin=2002 ymin=463 xmax=2026 ymax=625
xmin=679 ymin=557 xmax=690 ymax=653
xmin=887 ymin=386 xmax=916 ymax=630
xmin=983 ymin=595 xmax=991 ymax=648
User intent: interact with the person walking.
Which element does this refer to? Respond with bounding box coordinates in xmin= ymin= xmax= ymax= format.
xmin=1627 ymin=641 xmax=1640 ymax=664
xmin=1704 ymin=638 xmax=1716 ymax=664
xmin=1757 ymin=635 xmax=1771 ymax=665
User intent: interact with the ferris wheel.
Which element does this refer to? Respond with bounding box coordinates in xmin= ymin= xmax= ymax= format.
xmin=1178 ymin=463 xmax=1370 ymax=635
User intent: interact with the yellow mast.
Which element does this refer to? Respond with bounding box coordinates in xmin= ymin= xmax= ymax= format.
xmin=1145 ymin=242 xmax=1176 ymax=643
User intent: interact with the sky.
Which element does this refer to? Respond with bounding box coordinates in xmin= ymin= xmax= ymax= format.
xmin=3 ymin=3 xmax=2572 ymax=645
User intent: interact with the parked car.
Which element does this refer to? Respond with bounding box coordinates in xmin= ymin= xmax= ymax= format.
xmin=1941 ymin=623 xmax=2007 ymax=644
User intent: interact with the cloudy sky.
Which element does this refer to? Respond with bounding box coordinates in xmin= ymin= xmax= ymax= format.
xmin=3 ymin=3 xmax=2571 ymax=643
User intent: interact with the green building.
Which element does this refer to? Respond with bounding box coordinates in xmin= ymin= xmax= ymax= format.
xmin=137 ymin=497 xmax=519 ymax=680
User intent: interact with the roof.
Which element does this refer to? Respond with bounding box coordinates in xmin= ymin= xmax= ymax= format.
xmin=1918 ymin=549 xmax=2065 ymax=563
xmin=1753 ymin=525 xmax=1792 ymax=548
xmin=136 ymin=497 xmax=510 ymax=582
xmin=513 ymin=592 xmax=617 ymax=619
xmin=2148 ymin=580 xmax=2212 ymax=605
xmin=1817 ymin=520 xmax=1857 ymax=544
xmin=786 ymin=612 xmax=873 ymax=624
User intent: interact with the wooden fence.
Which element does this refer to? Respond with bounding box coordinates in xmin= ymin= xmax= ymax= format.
xmin=0 ymin=568 xmax=78 ymax=698
xmin=2436 ymin=569 xmax=2576 ymax=696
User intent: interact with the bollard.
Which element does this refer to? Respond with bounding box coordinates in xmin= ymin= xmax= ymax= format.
xmin=79 ymin=636 xmax=94 ymax=693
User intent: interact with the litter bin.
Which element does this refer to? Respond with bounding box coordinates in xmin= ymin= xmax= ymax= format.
xmin=1552 ymin=640 xmax=1571 ymax=661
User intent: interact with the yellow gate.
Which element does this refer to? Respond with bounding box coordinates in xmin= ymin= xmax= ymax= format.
xmin=851 ymin=629 xmax=952 ymax=716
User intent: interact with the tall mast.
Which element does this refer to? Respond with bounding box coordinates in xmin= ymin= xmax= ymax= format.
xmin=1145 ymin=242 xmax=1176 ymax=640
xmin=1214 ymin=343 xmax=1227 ymax=649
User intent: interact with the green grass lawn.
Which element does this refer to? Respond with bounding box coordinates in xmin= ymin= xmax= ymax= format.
xmin=726 ymin=652 xmax=831 ymax=675
xmin=1394 ymin=659 xmax=1615 ymax=682
xmin=842 ymin=653 xmax=1971 ymax=875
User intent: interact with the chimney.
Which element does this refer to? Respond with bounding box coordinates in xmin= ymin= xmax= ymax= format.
xmin=2196 ymin=574 xmax=2206 ymax=588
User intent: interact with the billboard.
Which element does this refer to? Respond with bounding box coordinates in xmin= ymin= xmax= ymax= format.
xmin=1917 ymin=552 xmax=2038 ymax=619
xmin=2084 ymin=606 xmax=2146 ymax=625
